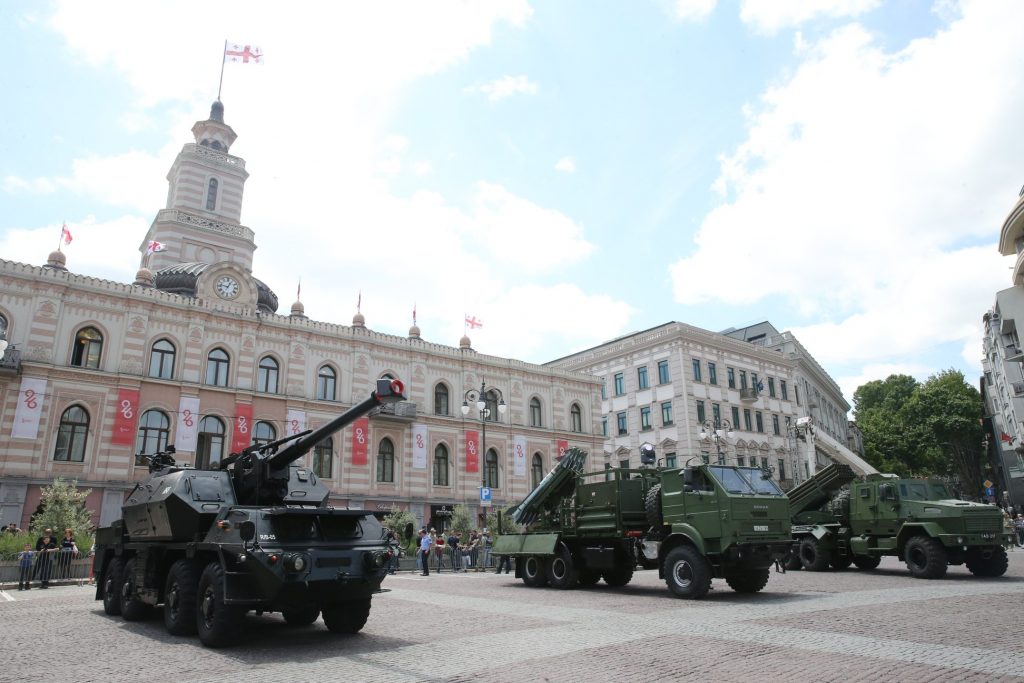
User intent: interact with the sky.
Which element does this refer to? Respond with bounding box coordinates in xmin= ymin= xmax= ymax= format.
xmin=2 ymin=0 xmax=1023 ymax=411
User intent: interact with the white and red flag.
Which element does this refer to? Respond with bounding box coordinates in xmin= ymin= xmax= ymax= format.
xmin=465 ymin=314 xmax=483 ymax=330
xmin=146 ymin=240 xmax=166 ymax=255
xmin=60 ymin=223 xmax=72 ymax=246
xmin=224 ymin=43 xmax=263 ymax=64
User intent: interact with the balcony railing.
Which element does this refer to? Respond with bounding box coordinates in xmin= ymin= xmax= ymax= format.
xmin=739 ymin=387 xmax=758 ymax=402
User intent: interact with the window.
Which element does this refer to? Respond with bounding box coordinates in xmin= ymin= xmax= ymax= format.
xmin=708 ymin=362 xmax=717 ymax=385
xmin=617 ymin=412 xmax=627 ymax=435
xmin=434 ymin=383 xmax=449 ymax=416
xmin=666 ymin=453 xmax=677 ymax=468
xmin=736 ymin=455 xmax=745 ymax=467
xmin=761 ymin=456 xmax=769 ymax=470
xmin=661 ymin=401 xmax=673 ymax=426
xmin=377 ymin=437 xmax=395 ymax=482
xmin=778 ymin=459 xmax=786 ymax=481
xmin=196 ymin=416 xmax=225 ymax=469
xmin=640 ymin=406 xmax=652 ymax=430
xmin=71 ymin=327 xmax=103 ymax=368
xmin=484 ymin=448 xmax=499 ymax=488
xmin=205 ymin=348 xmax=230 ymax=386
xmin=781 ymin=380 xmax=788 ymax=400
xmin=602 ymin=418 xmax=608 ymax=436
xmin=743 ymin=409 xmax=752 ymax=431
xmin=530 ymin=397 xmax=543 ymax=427
xmin=700 ymin=451 xmax=710 ymax=465
xmin=768 ymin=377 xmax=776 ymax=398
xmin=482 ymin=390 xmax=501 ymax=422
xmin=570 ymin=404 xmax=583 ymax=433
xmin=601 ymin=381 xmax=607 ymax=400
xmin=739 ymin=371 xmax=748 ymax=390
xmin=637 ymin=366 xmax=649 ymax=390
xmin=620 ymin=459 xmax=631 ymax=470
xmin=795 ymin=385 xmax=801 ymax=406
xmin=731 ymin=406 xmax=741 ymax=428
xmin=53 ymin=405 xmax=89 ymax=462
xmin=614 ymin=373 xmax=625 ymax=396
xmin=257 ymin=356 xmax=279 ymax=393
xmin=317 ymin=366 xmax=337 ymax=401
xmin=692 ymin=359 xmax=702 ymax=382
xmin=772 ymin=414 xmax=780 ymax=436
xmin=717 ymin=451 xmax=725 ymax=465
xmin=531 ymin=453 xmax=544 ymax=490
xmin=433 ymin=444 xmax=449 ymax=486
xmin=752 ymin=373 xmax=760 ymax=393
xmin=253 ymin=421 xmax=276 ymax=447
xmin=755 ymin=412 xmax=764 ymax=433
xmin=135 ymin=409 xmax=169 ymax=455
xmin=695 ymin=400 xmax=706 ymax=423
xmin=206 ymin=178 xmax=218 ymax=211
xmin=657 ymin=360 xmax=670 ymax=384
xmin=149 ymin=339 xmax=175 ymax=379
xmin=0 ymin=313 xmax=7 ymax=339
xmin=712 ymin=403 xmax=721 ymax=425
xmin=727 ymin=367 xmax=735 ymax=389
xmin=313 ymin=437 xmax=333 ymax=478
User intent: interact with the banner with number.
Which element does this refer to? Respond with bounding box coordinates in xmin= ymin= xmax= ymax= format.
xmin=111 ymin=388 xmax=140 ymax=446
xmin=231 ymin=403 xmax=254 ymax=453
xmin=286 ymin=409 xmax=306 ymax=437
xmin=11 ymin=377 xmax=47 ymax=439
xmin=176 ymin=396 xmax=201 ymax=451
xmin=351 ymin=416 xmax=369 ymax=466
xmin=514 ymin=435 xmax=527 ymax=477
xmin=411 ymin=423 xmax=428 ymax=469
xmin=465 ymin=429 xmax=479 ymax=473
xmin=556 ymin=439 xmax=569 ymax=460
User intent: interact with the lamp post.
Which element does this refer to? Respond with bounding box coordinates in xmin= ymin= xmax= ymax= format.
xmin=699 ymin=419 xmax=733 ymax=465
xmin=462 ymin=380 xmax=506 ymax=528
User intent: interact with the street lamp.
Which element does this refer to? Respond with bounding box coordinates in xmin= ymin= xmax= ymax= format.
xmin=462 ymin=380 xmax=506 ymax=525
xmin=699 ymin=419 xmax=733 ymax=465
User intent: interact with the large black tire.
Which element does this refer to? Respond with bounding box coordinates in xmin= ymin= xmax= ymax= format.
xmin=852 ymin=554 xmax=881 ymax=571
xmin=102 ymin=557 xmax=124 ymax=616
xmin=322 ymin=598 xmax=371 ymax=634
xmin=521 ymin=556 xmax=549 ymax=587
xmin=644 ymin=484 xmax=663 ymax=528
xmin=546 ymin=544 xmax=579 ymax=589
xmin=799 ymin=537 xmax=831 ymax=572
xmin=965 ymin=547 xmax=1009 ymax=577
xmin=282 ymin=606 xmax=321 ymax=626
xmin=197 ymin=562 xmax=242 ymax=648
xmin=602 ymin=562 xmax=634 ymax=587
xmin=120 ymin=558 xmax=153 ymax=621
xmin=724 ymin=568 xmax=770 ymax=593
xmin=830 ymin=554 xmax=853 ymax=571
xmin=904 ymin=536 xmax=948 ymax=579
xmin=664 ymin=546 xmax=711 ymax=599
xmin=784 ymin=552 xmax=803 ymax=571
xmin=577 ymin=568 xmax=601 ymax=587
xmin=164 ymin=559 xmax=200 ymax=636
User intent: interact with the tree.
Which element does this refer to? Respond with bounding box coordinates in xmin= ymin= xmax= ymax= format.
xmin=381 ymin=508 xmax=418 ymax=552
xmin=485 ymin=504 xmax=522 ymax=537
xmin=450 ymin=504 xmax=475 ymax=536
xmin=30 ymin=477 xmax=95 ymax=541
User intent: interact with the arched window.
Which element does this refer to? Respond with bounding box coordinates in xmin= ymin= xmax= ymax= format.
xmin=377 ymin=437 xmax=394 ymax=482
xmin=313 ymin=436 xmax=333 ymax=478
xmin=135 ymin=409 xmax=170 ymax=455
xmin=529 ymin=397 xmax=542 ymax=427
xmin=317 ymin=365 xmax=337 ymax=401
xmin=206 ymin=178 xmax=218 ymax=211
xmin=253 ymin=421 xmax=276 ymax=447
xmin=484 ymin=448 xmax=499 ymax=489
xmin=54 ymin=405 xmax=89 ymax=462
xmin=434 ymin=383 xmax=449 ymax=416
xmin=531 ymin=453 xmax=544 ymax=490
xmin=196 ymin=416 xmax=225 ymax=469
xmin=484 ymin=390 xmax=500 ymax=422
xmin=433 ymin=443 xmax=449 ymax=486
xmin=71 ymin=327 xmax=103 ymax=368
xmin=205 ymin=348 xmax=230 ymax=386
xmin=257 ymin=356 xmax=279 ymax=393
xmin=570 ymin=403 xmax=583 ymax=433
xmin=0 ymin=313 xmax=8 ymax=339
xmin=149 ymin=339 xmax=175 ymax=379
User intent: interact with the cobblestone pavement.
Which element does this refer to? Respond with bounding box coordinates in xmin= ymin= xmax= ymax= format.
xmin=3 ymin=554 xmax=1024 ymax=683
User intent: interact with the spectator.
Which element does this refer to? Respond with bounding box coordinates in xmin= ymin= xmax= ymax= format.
xmin=59 ymin=528 xmax=78 ymax=580
xmin=35 ymin=528 xmax=58 ymax=589
xmin=481 ymin=528 xmax=493 ymax=570
xmin=18 ymin=543 xmax=34 ymax=590
xmin=1015 ymin=514 xmax=1024 ymax=548
xmin=5 ymin=522 xmax=19 ymax=534
xmin=447 ymin=530 xmax=461 ymax=571
xmin=494 ymin=551 xmax=512 ymax=574
xmin=434 ymin=532 xmax=446 ymax=572
xmin=419 ymin=529 xmax=432 ymax=577
xmin=415 ymin=527 xmax=426 ymax=572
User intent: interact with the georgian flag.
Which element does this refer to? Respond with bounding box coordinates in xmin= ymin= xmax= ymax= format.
xmin=224 ymin=43 xmax=263 ymax=64
xmin=60 ymin=223 xmax=72 ymax=245
xmin=146 ymin=240 xmax=166 ymax=255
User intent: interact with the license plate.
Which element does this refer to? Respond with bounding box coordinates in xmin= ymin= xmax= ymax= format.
xmin=753 ymin=525 xmax=768 ymax=532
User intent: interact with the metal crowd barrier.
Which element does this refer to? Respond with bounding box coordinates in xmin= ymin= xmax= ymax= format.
xmin=1 ymin=551 xmax=93 ymax=589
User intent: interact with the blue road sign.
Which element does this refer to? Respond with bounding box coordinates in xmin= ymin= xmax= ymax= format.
xmin=985 ymin=487 xmax=995 ymax=497
xmin=480 ymin=487 xmax=492 ymax=507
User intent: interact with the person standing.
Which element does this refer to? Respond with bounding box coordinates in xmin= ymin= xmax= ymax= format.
xmin=481 ymin=528 xmax=493 ymax=570
xmin=59 ymin=528 xmax=78 ymax=580
xmin=35 ymin=528 xmax=58 ymax=589
xmin=1015 ymin=514 xmax=1024 ymax=547
xmin=419 ymin=529 xmax=432 ymax=576
xmin=494 ymin=552 xmax=512 ymax=574
xmin=18 ymin=543 xmax=34 ymax=590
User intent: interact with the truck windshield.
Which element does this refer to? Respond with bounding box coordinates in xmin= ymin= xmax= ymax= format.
xmin=929 ymin=483 xmax=951 ymax=499
xmin=898 ymin=481 xmax=930 ymax=500
xmin=736 ymin=467 xmax=784 ymax=495
xmin=706 ymin=466 xmax=756 ymax=494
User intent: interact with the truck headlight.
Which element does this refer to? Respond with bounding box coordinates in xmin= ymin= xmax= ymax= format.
xmin=285 ymin=554 xmax=307 ymax=572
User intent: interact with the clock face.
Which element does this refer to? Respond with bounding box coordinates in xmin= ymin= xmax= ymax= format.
xmin=215 ymin=275 xmax=239 ymax=299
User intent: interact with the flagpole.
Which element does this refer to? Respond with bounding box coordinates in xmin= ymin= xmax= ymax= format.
xmin=217 ymin=39 xmax=227 ymax=100
xmin=57 ymin=224 xmax=62 ymax=252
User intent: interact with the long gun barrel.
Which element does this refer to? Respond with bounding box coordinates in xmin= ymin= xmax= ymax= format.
xmin=509 ymin=448 xmax=587 ymax=526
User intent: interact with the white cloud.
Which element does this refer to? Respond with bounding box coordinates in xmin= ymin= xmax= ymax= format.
xmin=2 ymin=176 xmax=57 ymax=194
xmin=740 ymin=0 xmax=880 ymax=34
xmin=670 ymin=1 xmax=1024 ymax=380
xmin=672 ymin=0 xmax=718 ymax=23
xmin=467 ymin=75 xmax=538 ymax=102
xmin=554 ymin=156 xmax=576 ymax=173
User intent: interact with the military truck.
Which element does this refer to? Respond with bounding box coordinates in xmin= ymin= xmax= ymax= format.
xmin=789 ymin=463 xmax=1013 ymax=578
xmin=93 ymin=378 xmax=406 ymax=647
xmin=492 ymin=447 xmax=794 ymax=599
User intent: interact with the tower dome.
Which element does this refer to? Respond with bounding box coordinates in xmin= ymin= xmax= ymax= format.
xmin=459 ymin=334 xmax=472 ymax=349
xmin=44 ymin=250 xmax=67 ymax=271
xmin=352 ymin=311 xmax=366 ymax=328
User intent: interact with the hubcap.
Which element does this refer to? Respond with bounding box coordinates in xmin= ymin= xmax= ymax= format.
xmin=551 ymin=558 xmax=565 ymax=580
xmin=526 ymin=558 xmax=538 ymax=578
xmin=672 ymin=560 xmax=693 ymax=588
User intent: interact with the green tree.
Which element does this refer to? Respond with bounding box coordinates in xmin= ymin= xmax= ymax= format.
xmin=30 ymin=477 xmax=95 ymax=543
xmin=485 ymin=504 xmax=522 ymax=537
xmin=381 ymin=508 xmax=418 ymax=552
xmin=450 ymin=504 xmax=475 ymax=536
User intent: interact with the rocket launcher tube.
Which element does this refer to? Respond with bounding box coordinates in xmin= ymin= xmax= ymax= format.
xmin=510 ymin=448 xmax=587 ymax=526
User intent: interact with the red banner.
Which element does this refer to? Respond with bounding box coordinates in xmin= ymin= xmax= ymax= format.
xmin=556 ymin=439 xmax=569 ymax=460
xmin=111 ymin=389 xmax=140 ymax=446
xmin=231 ymin=403 xmax=254 ymax=453
xmin=465 ymin=430 xmax=479 ymax=473
xmin=351 ymin=417 xmax=369 ymax=466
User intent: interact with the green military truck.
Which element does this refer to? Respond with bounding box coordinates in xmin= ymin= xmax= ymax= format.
xmin=789 ymin=463 xmax=1014 ymax=578
xmin=492 ymin=447 xmax=793 ymax=599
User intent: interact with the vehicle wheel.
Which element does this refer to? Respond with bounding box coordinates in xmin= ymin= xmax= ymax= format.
xmin=664 ymin=546 xmax=711 ymax=599
xmin=724 ymin=568 xmax=770 ymax=593
xmin=799 ymin=537 xmax=831 ymax=572
xmin=602 ymin=562 xmax=634 ymax=587
xmin=644 ymin=484 xmax=663 ymax=528
xmin=322 ymin=598 xmax=371 ymax=634
xmin=164 ymin=559 xmax=200 ymax=636
xmin=546 ymin=544 xmax=579 ymax=589
xmin=521 ymin=556 xmax=549 ymax=588
xmin=102 ymin=557 xmax=124 ymax=616
xmin=965 ymin=547 xmax=1008 ymax=578
xmin=784 ymin=551 xmax=803 ymax=571
xmin=577 ymin=568 xmax=601 ymax=587
xmin=120 ymin=558 xmax=154 ymax=621
xmin=830 ymin=554 xmax=853 ymax=571
xmin=282 ymin=605 xmax=321 ymax=626
xmin=197 ymin=562 xmax=242 ymax=648
xmin=852 ymin=554 xmax=881 ymax=571
xmin=904 ymin=536 xmax=948 ymax=579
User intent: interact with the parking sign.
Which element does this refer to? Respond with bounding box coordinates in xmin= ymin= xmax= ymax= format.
xmin=480 ymin=487 xmax=492 ymax=507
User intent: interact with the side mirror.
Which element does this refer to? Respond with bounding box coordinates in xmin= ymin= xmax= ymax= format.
xmin=239 ymin=521 xmax=256 ymax=542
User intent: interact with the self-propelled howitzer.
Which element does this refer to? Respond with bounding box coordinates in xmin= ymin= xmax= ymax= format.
xmin=94 ymin=378 xmax=407 ymax=648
